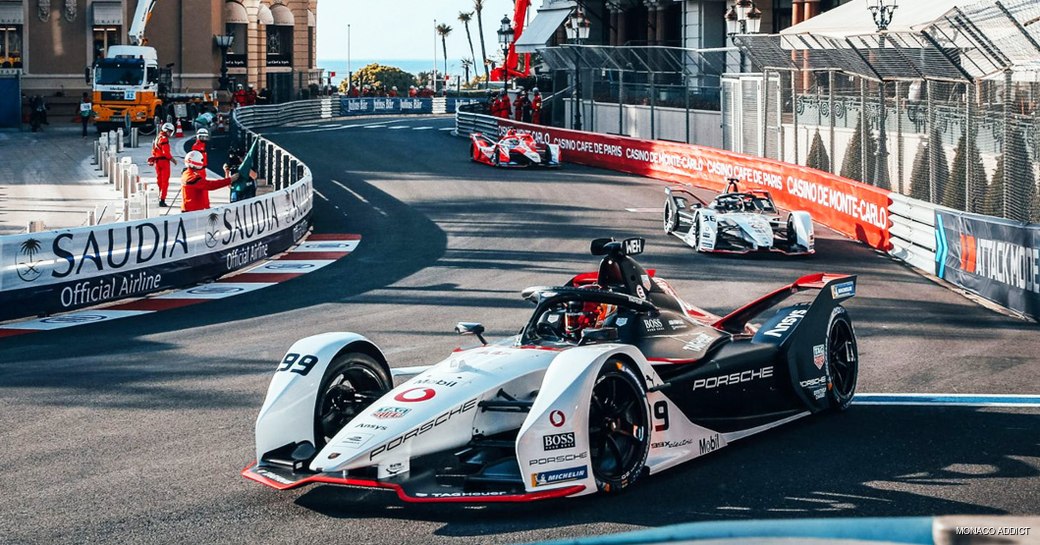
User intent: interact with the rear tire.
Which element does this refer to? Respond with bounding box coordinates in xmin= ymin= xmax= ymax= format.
xmin=826 ymin=308 xmax=858 ymax=411
xmin=588 ymin=359 xmax=650 ymax=493
xmin=313 ymin=352 xmax=392 ymax=450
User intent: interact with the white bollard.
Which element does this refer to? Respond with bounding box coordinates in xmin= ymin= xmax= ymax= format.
xmin=130 ymin=127 xmax=139 ymax=148
xmin=87 ymin=208 xmax=96 ymax=226
xmin=116 ymin=128 xmax=124 ymax=152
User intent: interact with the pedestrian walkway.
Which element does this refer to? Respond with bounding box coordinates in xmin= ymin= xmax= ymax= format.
xmin=0 ymin=126 xmax=230 ymax=236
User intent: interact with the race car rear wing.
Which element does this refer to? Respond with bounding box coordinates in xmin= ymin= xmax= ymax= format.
xmin=713 ymin=273 xmax=856 ymax=335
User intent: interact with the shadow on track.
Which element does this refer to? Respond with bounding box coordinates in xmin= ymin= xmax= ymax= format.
xmin=293 ymin=406 xmax=1039 ymax=538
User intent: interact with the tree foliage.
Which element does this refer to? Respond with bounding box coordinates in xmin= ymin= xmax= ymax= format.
xmin=908 ymin=129 xmax=949 ymax=203
xmin=839 ymin=118 xmax=876 ymax=183
xmin=982 ymin=129 xmax=1038 ymax=221
xmin=942 ymin=135 xmax=987 ymax=212
xmin=347 ymin=63 xmax=416 ymax=92
xmin=805 ymin=129 xmax=830 ymax=173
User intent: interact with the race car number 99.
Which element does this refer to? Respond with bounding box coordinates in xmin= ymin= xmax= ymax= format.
xmin=278 ymin=353 xmax=319 ymax=376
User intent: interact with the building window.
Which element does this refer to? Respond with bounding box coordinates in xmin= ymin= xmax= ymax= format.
xmin=0 ymin=25 xmax=21 ymax=68
xmin=93 ymin=26 xmax=121 ymax=62
xmin=226 ymin=23 xmax=248 ymax=67
xmin=266 ymin=25 xmax=292 ymax=67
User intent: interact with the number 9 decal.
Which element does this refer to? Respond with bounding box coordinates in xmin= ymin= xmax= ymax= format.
xmin=653 ymin=400 xmax=669 ymax=432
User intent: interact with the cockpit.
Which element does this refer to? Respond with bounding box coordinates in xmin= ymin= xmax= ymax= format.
xmin=711 ymin=192 xmax=776 ymax=214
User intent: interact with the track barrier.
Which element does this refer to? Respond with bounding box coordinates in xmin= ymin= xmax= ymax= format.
xmin=0 ymin=101 xmax=323 ymax=323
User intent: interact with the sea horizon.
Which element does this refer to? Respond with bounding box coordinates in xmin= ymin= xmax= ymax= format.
xmin=319 ymin=58 xmax=472 ymax=85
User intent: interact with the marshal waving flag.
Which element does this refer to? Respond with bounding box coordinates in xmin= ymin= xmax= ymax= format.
xmin=230 ymin=139 xmax=259 ymax=203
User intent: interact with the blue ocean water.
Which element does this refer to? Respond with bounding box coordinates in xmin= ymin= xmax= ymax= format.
xmin=319 ymin=59 xmax=469 ymax=85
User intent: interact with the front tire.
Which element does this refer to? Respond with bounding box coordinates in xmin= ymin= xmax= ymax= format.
xmin=313 ymin=352 xmax=392 ymax=450
xmin=588 ymin=359 xmax=650 ymax=493
xmin=663 ymin=199 xmax=678 ymax=234
xmin=826 ymin=308 xmax=858 ymax=411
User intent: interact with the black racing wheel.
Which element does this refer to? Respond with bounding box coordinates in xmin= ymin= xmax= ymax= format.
xmin=314 ymin=352 xmax=392 ymax=449
xmin=588 ymin=359 xmax=650 ymax=493
xmin=786 ymin=214 xmax=800 ymax=251
xmin=663 ymin=199 xmax=679 ymax=234
xmin=826 ymin=307 xmax=858 ymax=411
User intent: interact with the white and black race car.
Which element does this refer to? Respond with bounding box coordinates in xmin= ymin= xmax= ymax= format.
xmin=664 ymin=180 xmax=815 ymax=255
xmin=243 ymin=238 xmax=857 ymax=502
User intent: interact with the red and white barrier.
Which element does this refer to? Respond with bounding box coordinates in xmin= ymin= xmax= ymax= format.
xmin=492 ymin=119 xmax=893 ymax=251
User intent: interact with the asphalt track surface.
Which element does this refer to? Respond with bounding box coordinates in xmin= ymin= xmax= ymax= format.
xmin=1 ymin=116 xmax=1038 ymax=545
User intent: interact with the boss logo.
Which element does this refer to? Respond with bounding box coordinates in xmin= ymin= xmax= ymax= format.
xmin=542 ymin=432 xmax=575 ymax=451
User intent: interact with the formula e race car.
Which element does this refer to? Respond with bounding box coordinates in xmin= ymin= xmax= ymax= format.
xmin=470 ymin=129 xmax=561 ymax=168
xmin=664 ymin=180 xmax=815 ymax=255
xmin=243 ymin=237 xmax=858 ymax=502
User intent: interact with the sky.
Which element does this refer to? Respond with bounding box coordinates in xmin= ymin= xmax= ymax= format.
xmin=317 ymin=0 xmax=522 ymax=63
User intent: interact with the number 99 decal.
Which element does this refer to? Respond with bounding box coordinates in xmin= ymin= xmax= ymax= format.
xmin=277 ymin=353 xmax=319 ymax=376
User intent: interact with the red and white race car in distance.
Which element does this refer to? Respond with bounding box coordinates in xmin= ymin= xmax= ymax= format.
xmin=470 ymin=129 xmax=561 ymax=168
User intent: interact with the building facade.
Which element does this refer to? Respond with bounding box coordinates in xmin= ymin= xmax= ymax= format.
xmin=1 ymin=0 xmax=317 ymax=104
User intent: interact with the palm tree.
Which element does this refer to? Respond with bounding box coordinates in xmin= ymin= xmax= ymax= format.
xmin=474 ymin=0 xmax=490 ymax=85
xmin=435 ymin=23 xmax=453 ymax=87
xmin=461 ymin=58 xmax=474 ymax=82
xmin=458 ymin=11 xmax=478 ymax=84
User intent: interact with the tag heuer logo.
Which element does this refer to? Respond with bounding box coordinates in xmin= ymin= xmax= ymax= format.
xmin=371 ymin=406 xmax=411 ymax=419
xmin=16 ymin=238 xmax=45 ymax=282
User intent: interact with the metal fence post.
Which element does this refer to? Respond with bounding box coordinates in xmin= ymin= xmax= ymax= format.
xmin=273 ymin=149 xmax=283 ymax=189
xmin=965 ymin=82 xmax=975 ymax=213
xmin=928 ymin=79 xmax=937 ymax=204
xmin=792 ymin=73 xmax=800 ymax=165
xmin=860 ymin=78 xmax=868 ymax=184
xmin=1002 ymin=70 xmax=1012 ymax=219
xmin=828 ymin=70 xmax=836 ymax=174
xmin=282 ymin=153 xmax=290 ymax=189
xmin=618 ymin=70 xmax=624 ymax=136
xmin=761 ymin=70 xmax=770 ymax=158
xmin=895 ymin=80 xmax=903 ymax=193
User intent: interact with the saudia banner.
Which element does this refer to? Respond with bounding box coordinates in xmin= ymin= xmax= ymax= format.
xmin=935 ymin=210 xmax=1040 ymax=319
xmin=0 ymin=179 xmax=313 ymax=321
xmin=494 ymin=120 xmax=892 ymax=250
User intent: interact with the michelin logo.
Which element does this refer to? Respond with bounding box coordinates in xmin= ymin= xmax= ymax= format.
xmin=831 ymin=280 xmax=855 ymax=300
xmin=531 ymin=465 xmax=588 ymax=487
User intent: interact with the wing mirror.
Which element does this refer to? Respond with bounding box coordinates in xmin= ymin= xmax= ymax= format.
xmin=455 ymin=322 xmax=487 ymax=345
xmin=579 ymin=327 xmax=619 ymax=346
xmin=520 ymin=286 xmax=551 ymax=304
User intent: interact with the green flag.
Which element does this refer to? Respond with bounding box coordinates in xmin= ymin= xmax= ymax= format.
xmin=237 ymin=139 xmax=259 ymax=176
xmin=230 ymin=140 xmax=259 ymax=202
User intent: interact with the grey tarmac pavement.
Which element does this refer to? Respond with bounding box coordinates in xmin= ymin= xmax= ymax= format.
xmin=0 ymin=116 xmax=1036 ymax=545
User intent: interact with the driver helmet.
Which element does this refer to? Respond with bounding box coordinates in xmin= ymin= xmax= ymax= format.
xmin=196 ymin=128 xmax=210 ymax=142
xmin=160 ymin=122 xmax=175 ymax=135
xmin=532 ymin=87 xmax=539 ymax=93
xmin=563 ymin=301 xmax=615 ymax=340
